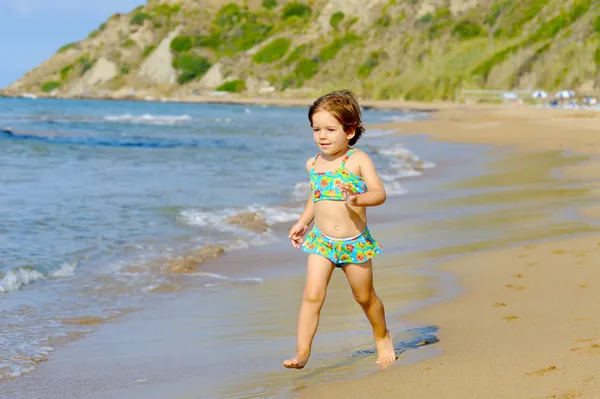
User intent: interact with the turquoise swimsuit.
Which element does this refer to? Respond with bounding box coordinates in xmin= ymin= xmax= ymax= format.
xmin=309 ymin=149 xmax=367 ymax=202
xmin=302 ymin=149 xmax=383 ymax=267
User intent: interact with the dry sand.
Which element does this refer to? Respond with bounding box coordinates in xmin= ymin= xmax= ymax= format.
xmin=302 ymin=105 xmax=600 ymax=399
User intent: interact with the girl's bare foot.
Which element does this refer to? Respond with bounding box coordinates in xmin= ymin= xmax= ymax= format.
xmin=283 ymin=351 xmax=310 ymax=369
xmin=375 ymin=331 xmax=396 ymax=366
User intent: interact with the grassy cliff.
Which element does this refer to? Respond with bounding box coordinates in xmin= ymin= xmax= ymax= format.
xmin=5 ymin=0 xmax=600 ymax=101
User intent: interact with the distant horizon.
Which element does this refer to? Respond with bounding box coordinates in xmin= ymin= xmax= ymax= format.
xmin=0 ymin=1 xmax=145 ymax=89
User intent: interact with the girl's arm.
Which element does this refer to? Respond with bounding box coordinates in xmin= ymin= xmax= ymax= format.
xmin=288 ymin=158 xmax=315 ymax=248
xmin=298 ymin=157 xmax=315 ymax=225
xmin=351 ymin=151 xmax=387 ymax=207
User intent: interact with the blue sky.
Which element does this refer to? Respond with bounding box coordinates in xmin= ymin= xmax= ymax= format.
xmin=0 ymin=0 xmax=146 ymax=88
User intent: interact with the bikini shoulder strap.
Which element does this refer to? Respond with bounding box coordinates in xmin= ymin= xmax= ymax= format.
xmin=341 ymin=149 xmax=357 ymax=166
xmin=311 ymin=154 xmax=320 ymax=168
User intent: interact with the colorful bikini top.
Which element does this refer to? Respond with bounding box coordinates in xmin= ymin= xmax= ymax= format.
xmin=310 ymin=149 xmax=368 ymax=202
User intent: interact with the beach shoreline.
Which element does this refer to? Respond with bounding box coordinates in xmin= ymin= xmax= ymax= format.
xmin=3 ymin=101 xmax=600 ymax=398
xmin=0 ymin=91 xmax=458 ymax=112
xmin=303 ymin=105 xmax=600 ymax=398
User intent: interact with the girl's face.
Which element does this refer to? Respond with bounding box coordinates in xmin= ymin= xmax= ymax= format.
xmin=311 ymin=110 xmax=354 ymax=156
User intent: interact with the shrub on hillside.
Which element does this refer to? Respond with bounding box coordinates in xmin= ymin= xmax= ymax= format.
xmin=57 ymin=42 xmax=77 ymax=53
xmin=452 ymin=20 xmax=485 ymax=40
xmin=253 ymin=38 xmax=290 ymax=63
xmin=216 ymin=80 xmax=246 ymax=92
xmin=123 ymin=39 xmax=136 ymax=48
xmin=171 ymin=36 xmax=193 ymax=53
xmin=330 ymin=12 xmax=344 ymax=30
xmin=174 ymin=53 xmax=212 ymax=85
xmin=262 ymin=0 xmax=278 ymax=10
xmin=282 ymin=2 xmax=312 ymax=20
xmin=219 ymin=22 xmax=272 ymax=56
xmin=318 ymin=33 xmax=359 ymax=62
xmin=142 ymin=45 xmax=156 ymax=58
xmin=358 ymin=52 xmax=381 ymax=78
xmin=193 ymin=33 xmax=221 ymax=49
xmin=376 ymin=14 xmax=391 ymax=27
xmin=215 ymin=3 xmax=242 ymax=29
xmin=283 ymin=44 xmax=307 ymax=65
xmin=294 ymin=58 xmax=319 ymax=80
xmin=41 ymin=81 xmax=61 ymax=93
xmin=81 ymin=59 xmax=96 ymax=75
xmin=59 ymin=65 xmax=73 ymax=80
xmin=130 ymin=12 xmax=150 ymax=25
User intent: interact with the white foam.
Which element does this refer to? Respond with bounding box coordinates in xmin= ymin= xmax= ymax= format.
xmin=0 ymin=268 xmax=45 ymax=294
xmin=374 ymin=143 xmax=436 ymax=195
xmin=49 ymin=262 xmax=77 ymax=278
xmin=247 ymin=205 xmax=302 ymax=224
xmin=292 ymin=181 xmax=311 ymax=201
xmin=380 ymin=112 xmax=426 ymax=122
xmin=179 ymin=204 xmax=302 ymax=231
xmin=366 ymin=129 xmax=395 ymax=137
xmin=104 ymin=114 xmax=192 ymax=125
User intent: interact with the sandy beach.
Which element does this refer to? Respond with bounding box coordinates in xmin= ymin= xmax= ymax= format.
xmin=303 ymin=105 xmax=600 ymax=398
xmin=2 ymin=99 xmax=600 ymax=399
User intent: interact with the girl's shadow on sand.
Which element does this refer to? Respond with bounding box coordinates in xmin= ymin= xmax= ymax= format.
xmin=299 ymin=325 xmax=440 ymax=380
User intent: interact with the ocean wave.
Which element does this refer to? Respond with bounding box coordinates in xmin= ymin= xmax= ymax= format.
xmin=179 ymin=204 xmax=302 ymax=232
xmin=0 ymin=262 xmax=77 ymax=294
xmin=380 ymin=112 xmax=429 ymax=123
xmin=104 ymin=114 xmax=192 ymax=125
xmin=0 ymin=128 xmax=242 ymax=150
xmin=367 ymin=129 xmax=396 ymax=137
xmin=0 ymin=268 xmax=45 ymax=294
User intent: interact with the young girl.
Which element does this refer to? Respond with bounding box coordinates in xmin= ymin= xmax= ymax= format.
xmin=283 ymin=90 xmax=396 ymax=369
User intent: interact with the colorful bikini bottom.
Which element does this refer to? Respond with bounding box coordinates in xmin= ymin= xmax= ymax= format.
xmin=301 ymin=226 xmax=383 ymax=267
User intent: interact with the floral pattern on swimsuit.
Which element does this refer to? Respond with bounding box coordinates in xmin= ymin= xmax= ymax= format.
xmin=309 ymin=149 xmax=367 ymax=202
xmin=302 ymin=226 xmax=383 ymax=266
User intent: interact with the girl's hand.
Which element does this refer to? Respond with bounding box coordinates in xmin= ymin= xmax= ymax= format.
xmin=289 ymin=222 xmax=308 ymax=248
xmin=337 ymin=183 xmax=358 ymax=206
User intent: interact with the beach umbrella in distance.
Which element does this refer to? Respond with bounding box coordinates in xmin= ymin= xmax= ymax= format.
xmin=531 ymin=90 xmax=548 ymax=99
xmin=555 ymin=90 xmax=574 ymax=99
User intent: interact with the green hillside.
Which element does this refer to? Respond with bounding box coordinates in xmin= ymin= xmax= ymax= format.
xmin=4 ymin=0 xmax=600 ymax=101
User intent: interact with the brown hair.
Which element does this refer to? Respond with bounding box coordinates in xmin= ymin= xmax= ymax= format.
xmin=308 ymin=90 xmax=365 ymax=146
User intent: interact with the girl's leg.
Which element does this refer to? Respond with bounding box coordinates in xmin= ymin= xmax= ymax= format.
xmin=283 ymin=254 xmax=335 ymax=369
xmin=342 ymin=260 xmax=396 ymax=366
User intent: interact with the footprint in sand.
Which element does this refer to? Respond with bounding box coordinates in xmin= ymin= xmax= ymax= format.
xmin=552 ymin=249 xmax=566 ymax=255
xmin=502 ymin=314 xmax=520 ymax=322
xmin=576 ymin=338 xmax=598 ymax=343
xmin=580 ymin=284 xmax=588 ymax=288
xmin=492 ymin=302 xmax=507 ymax=308
xmin=526 ymin=365 xmax=558 ymax=376
xmin=548 ymin=390 xmax=584 ymax=399
xmin=518 ymin=254 xmax=527 ymax=259
xmin=513 ymin=274 xmax=524 ymax=278
xmin=527 ymin=262 xmax=537 ymax=266
xmin=572 ymin=344 xmax=600 ymax=356
xmin=506 ymin=284 xmax=525 ymax=290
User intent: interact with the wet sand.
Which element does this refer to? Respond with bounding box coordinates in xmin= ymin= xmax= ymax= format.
xmin=304 ymin=105 xmax=600 ymax=398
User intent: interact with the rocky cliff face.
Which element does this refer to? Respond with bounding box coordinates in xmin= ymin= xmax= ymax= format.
xmin=4 ymin=0 xmax=600 ymax=101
